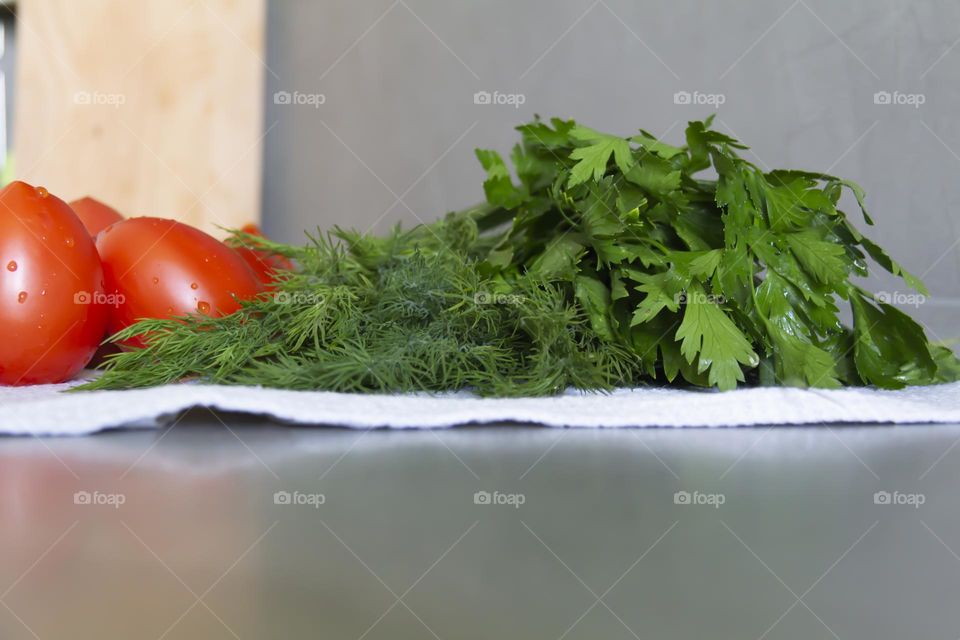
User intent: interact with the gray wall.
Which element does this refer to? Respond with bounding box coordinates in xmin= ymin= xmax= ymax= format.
xmin=263 ymin=0 xmax=960 ymax=339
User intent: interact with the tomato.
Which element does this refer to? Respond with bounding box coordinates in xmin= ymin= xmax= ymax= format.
xmin=69 ymin=197 xmax=124 ymax=236
xmin=0 ymin=181 xmax=109 ymax=385
xmin=96 ymin=217 xmax=263 ymax=342
xmin=228 ymin=224 xmax=294 ymax=290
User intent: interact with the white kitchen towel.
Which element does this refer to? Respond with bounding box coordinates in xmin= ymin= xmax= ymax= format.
xmin=2 ymin=375 xmax=960 ymax=436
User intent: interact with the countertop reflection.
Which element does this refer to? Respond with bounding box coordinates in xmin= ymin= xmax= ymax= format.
xmin=2 ymin=413 xmax=960 ymax=639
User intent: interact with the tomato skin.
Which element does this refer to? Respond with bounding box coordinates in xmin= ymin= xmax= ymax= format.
xmin=96 ymin=217 xmax=263 ymax=342
xmin=234 ymin=246 xmax=277 ymax=286
xmin=68 ymin=197 xmax=124 ymax=236
xmin=232 ymin=245 xmax=294 ymax=291
xmin=229 ymin=224 xmax=294 ymax=290
xmin=0 ymin=181 xmax=109 ymax=385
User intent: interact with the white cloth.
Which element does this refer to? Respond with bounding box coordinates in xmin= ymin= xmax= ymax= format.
xmin=2 ymin=374 xmax=960 ymax=436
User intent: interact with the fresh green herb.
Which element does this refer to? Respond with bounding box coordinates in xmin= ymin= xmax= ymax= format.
xmin=81 ymin=221 xmax=643 ymax=395
xmin=82 ymin=117 xmax=959 ymax=394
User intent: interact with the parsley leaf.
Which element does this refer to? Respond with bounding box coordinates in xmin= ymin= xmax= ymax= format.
xmin=675 ymin=282 xmax=759 ymax=390
xmin=567 ymin=126 xmax=635 ymax=187
xmin=785 ymin=230 xmax=849 ymax=286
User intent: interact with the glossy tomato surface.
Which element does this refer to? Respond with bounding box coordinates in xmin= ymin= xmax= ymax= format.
xmin=0 ymin=181 xmax=109 ymax=385
xmin=69 ymin=197 xmax=124 ymax=236
xmin=234 ymin=246 xmax=275 ymax=286
xmin=229 ymin=224 xmax=294 ymax=290
xmin=96 ymin=217 xmax=262 ymax=339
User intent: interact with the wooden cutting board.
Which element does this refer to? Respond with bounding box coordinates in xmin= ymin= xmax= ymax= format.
xmin=13 ymin=0 xmax=267 ymax=236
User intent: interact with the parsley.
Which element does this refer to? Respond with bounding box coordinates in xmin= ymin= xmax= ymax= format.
xmin=83 ymin=117 xmax=959 ymax=394
xmin=467 ymin=115 xmax=956 ymax=390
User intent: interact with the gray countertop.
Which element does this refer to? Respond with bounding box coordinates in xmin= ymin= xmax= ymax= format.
xmin=2 ymin=414 xmax=959 ymax=639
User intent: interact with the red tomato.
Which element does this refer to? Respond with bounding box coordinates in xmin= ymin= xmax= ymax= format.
xmin=228 ymin=224 xmax=294 ymax=290
xmin=68 ymin=197 xmax=124 ymax=236
xmin=96 ymin=217 xmax=263 ymax=342
xmin=0 ymin=181 xmax=109 ymax=385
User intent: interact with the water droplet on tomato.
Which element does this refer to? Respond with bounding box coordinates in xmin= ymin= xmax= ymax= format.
xmin=152 ymin=277 xmax=160 ymax=285
xmin=6 ymin=261 xmax=15 ymax=272
xmin=40 ymin=289 xmax=46 ymax=296
xmin=166 ymin=306 xmax=174 ymax=314
xmin=17 ymin=291 xmax=27 ymax=303
xmin=64 ymin=236 xmax=75 ymax=248
xmin=35 ymin=186 xmax=48 ymax=198
xmin=197 ymin=301 xmax=210 ymax=313
xmin=190 ymin=282 xmax=198 ymax=290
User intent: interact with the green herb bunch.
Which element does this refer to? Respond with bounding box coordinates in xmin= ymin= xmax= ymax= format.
xmin=84 ymin=116 xmax=959 ymax=394
xmin=469 ymin=116 xmax=958 ymax=390
xmin=83 ymin=218 xmax=642 ymax=394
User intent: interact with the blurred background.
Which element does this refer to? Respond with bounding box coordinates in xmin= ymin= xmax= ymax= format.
xmin=4 ymin=0 xmax=959 ymax=341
